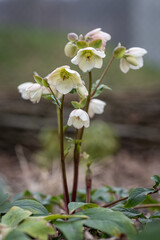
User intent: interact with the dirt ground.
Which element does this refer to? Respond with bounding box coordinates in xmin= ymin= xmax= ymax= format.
xmin=0 ymin=149 xmax=160 ymax=196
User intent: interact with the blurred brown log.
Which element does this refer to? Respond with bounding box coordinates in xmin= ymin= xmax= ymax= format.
xmin=0 ymin=89 xmax=160 ymax=151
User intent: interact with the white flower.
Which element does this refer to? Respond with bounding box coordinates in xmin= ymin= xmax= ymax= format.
xmin=120 ymin=47 xmax=147 ymax=73
xmin=47 ymin=66 xmax=83 ymax=94
xmin=85 ymin=28 xmax=111 ymax=50
xmin=88 ymin=99 xmax=106 ymax=118
xmin=18 ymin=82 xmax=50 ymax=103
xmin=67 ymin=109 xmax=90 ymax=129
xmin=71 ymin=47 xmax=105 ymax=72
xmin=76 ymin=84 xmax=88 ymax=98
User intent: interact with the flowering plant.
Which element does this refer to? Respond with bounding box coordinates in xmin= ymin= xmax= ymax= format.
xmin=18 ymin=28 xmax=148 ymax=212
xmin=8 ymin=28 xmax=160 ymax=240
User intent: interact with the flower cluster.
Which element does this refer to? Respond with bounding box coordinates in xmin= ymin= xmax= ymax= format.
xmin=18 ymin=28 xmax=147 ymax=129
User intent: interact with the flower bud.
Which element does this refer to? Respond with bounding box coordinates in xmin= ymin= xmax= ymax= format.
xmin=113 ymin=44 xmax=126 ymax=59
xmin=67 ymin=32 xmax=78 ymax=42
xmin=126 ymin=56 xmax=138 ymax=66
xmin=64 ymin=42 xmax=77 ymax=58
xmin=77 ymin=85 xmax=88 ymax=99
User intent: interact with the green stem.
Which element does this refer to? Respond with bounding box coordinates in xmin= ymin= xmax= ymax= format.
xmin=49 ymin=86 xmax=60 ymax=107
xmin=59 ymin=95 xmax=69 ymax=212
xmin=71 ymin=71 xmax=92 ymax=202
xmin=91 ymin=55 xmax=114 ymax=97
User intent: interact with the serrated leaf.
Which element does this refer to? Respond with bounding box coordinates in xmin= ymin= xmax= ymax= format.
xmin=151 ymin=175 xmax=160 ymax=189
xmin=2 ymin=206 xmax=32 ymax=227
xmin=124 ymin=188 xmax=154 ymax=208
xmin=54 ymin=220 xmax=84 ymax=240
xmin=71 ymin=101 xmax=80 ymax=109
xmin=76 ymin=208 xmax=136 ymax=237
xmin=89 ymin=39 xmax=102 ymax=49
xmin=111 ymin=205 xmax=145 ymax=219
xmin=14 ymin=199 xmax=48 ymax=216
xmin=68 ymin=202 xmax=99 ymax=214
xmin=4 ymin=230 xmax=30 ymax=240
xmin=18 ymin=218 xmax=55 ymax=240
xmin=77 ymin=41 xmax=88 ymax=49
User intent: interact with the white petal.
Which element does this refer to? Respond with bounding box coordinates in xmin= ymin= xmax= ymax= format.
xmin=126 ymin=47 xmax=147 ymax=57
xmin=79 ymin=56 xmax=95 ymax=72
xmin=71 ymin=55 xmax=79 ymax=65
xmin=72 ymin=118 xmax=84 ymax=129
xmin=56 ymin=78 xmax=74 ymax=94
xmin=120 ymin=58 xmax=130 ymax=73
xmin=130 ymin=57 xmax=143 ymax=70
xmin=94 ymin=56 xmax=103 ymax=69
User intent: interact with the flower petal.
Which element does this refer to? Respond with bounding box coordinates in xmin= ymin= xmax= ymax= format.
xmin=120 ymin=58 xmax=130 ymax=73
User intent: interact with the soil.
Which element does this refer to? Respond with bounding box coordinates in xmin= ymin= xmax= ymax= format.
xmin=0 ymin=149 xmax=160 ymax=196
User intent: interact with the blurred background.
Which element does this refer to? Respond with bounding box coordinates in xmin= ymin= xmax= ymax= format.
xmin=0 ymin=0 xmax=160 ymax=195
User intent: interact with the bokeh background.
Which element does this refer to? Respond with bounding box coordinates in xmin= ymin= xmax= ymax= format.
xmin=0 ymin=0 xmax=160 ymax=195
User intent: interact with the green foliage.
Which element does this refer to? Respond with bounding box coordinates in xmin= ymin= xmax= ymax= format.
xmin=151 ymin=175 xmax=160 ymax=189
xmin=89 ymin=39 xmax=102 ymax=48
xmin=92 ymin=79 xmax=112 ymax=98
xmin=68 ymin=202 xmax=99 ymax=214
xmin=54 ymin=220 xmax=84 ymax=240
xmin=76 ymin=208 xmax=136 ymax=237
xmin=83 ymin=121 xmax=119 ymax=160
xmin=3 ymin=230 xmax=30 ymax=240
xmin=125 ymin=188 xmax=154 ymax=208
xmin=2 ymin=206 xmax=32 ymax=227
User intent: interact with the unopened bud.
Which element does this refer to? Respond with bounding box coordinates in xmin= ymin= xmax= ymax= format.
xmin=113 ymin=44 xmax=126 ymax=59
xmin=64 ymin=42 xmax=77 ymax=58
xmin=79 ymin=34 xmax=83 ymax=40
xmin=126 ymin=56 xmax=138 ymax=66
xmin=67 ymin=32 xmax=78 ymax=42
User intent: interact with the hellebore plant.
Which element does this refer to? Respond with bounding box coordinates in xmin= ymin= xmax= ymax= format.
xmin=18 ymin=28 xmax=147 ymax=214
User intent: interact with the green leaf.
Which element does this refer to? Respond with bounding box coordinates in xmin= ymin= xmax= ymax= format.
xmin=150 ymin=211 xmax=160 ymax=218
xmin=151 ymin=175 xmax=160 ymax=189
xmin=76 ymin=208 xmax=136 ymax=237
xmin=89 ymin=39 xmax=102 ymax=49
xmin=111 ymin=205 xmax=145 ymax=219
xmin=71 ymin=101 xmax=81 ymax=109
xmin=42 ymin=78 xmax=49 ymax=87
xmin=131 ymin=222 xmax=160 ymax=240
xmin=4 ymin=230 xmax=30 ymax=240
xmin=77 ymin=41 xmax=88 ymax=49
xmin=51 ymin=95 xmax=61 ymax=107
xmin=18 ymin=218 xmax=55 ymax=240
xmin=79 ymin=98 xmax=86 ymax=108
xmin=45 ymin=214 xmax=88 ymax=221
xmin=34 ymin=75 xmax=43 ymax=85
xmin=124 ymin=188 xmax=154 ymax=208
xmin=70 ymin=88 xmax=77 ymax=94
xmin=54 ymin=220 xmax=84 ymax=240
xmin=68 ymin=202 xmax=99 ymax=214
xmin=14 ymin=199 xmax=48 ymax=216
xmin=92 ymin=80 xmax=111 ymax=98
xmin=2 ymin=206 xmax=32 ymax=227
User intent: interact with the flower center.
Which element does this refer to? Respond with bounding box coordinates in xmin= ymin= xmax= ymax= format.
xmin=83 ymin=50 xmax=93 ymax=61
xmin=60 ymin=69 xmax=70 ymax=80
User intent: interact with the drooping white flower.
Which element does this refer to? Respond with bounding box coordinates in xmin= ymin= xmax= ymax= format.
xmin=76 ymin=84 xmax=88 ymax=99
xmin=67 ymin=109 xmax=90 ymax=129
xmin=88 ymin=99 xmax=106 ymax=118
xmin=120 ymin=47 xmax=147 ymax=73
xmin=71 ymin=47 xmax=105 ymax=72
xmin=18 ymin=82 xmax=50 ymax=103
xmin=47 ymin=66 xmax=83 ymax=94
xmin=85 ymin=28 xmax=111 ymax=50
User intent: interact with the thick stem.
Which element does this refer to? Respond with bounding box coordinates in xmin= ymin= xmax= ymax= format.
xmin=71 ymin=71 xmax=92 ymax=202
xmin=59 ymin=95 xmax=69 ymax=212
xmin=85 ymin=168 xmax=92 ymax=203
xmin=91 ymin=55 xmax=114 ymax=97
